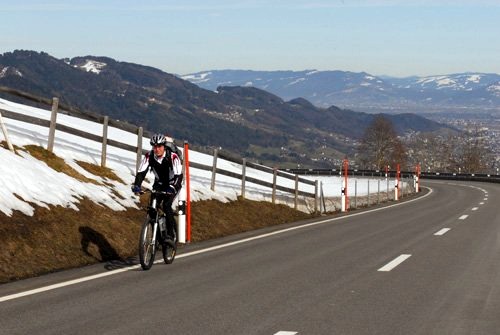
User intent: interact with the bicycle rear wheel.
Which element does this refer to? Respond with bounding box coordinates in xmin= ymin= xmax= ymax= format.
xmin=139 ymin=216 xmax=156 ymax=270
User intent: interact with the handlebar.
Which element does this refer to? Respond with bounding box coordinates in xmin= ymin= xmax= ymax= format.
xmin=135 ymin=188 xmax=172 ymax=196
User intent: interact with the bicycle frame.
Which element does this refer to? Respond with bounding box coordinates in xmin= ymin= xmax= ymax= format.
xmin=139 ymin=189 xmax=176 ymax=270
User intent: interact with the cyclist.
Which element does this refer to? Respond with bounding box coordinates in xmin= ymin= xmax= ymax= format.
xmin=131 ymin=134 xmax=183 ymax=242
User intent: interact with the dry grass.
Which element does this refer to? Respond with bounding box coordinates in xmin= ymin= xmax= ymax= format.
xmin=0 ymin=199 xmax=144 ymax=283
xmin=190 ymin=197 xmax=313 ymax=242
xmin=0 ymin=196 xmax=315 ymax=284
xmin=1 ymin=140 xmax=23 ymax=153
xmin=23 ymin=145 xmax=98 ymax=184
xmin=76 ymin=160 xmax=125 ymax=184
xmin=0 ymin=145 xmax=317 ymax=283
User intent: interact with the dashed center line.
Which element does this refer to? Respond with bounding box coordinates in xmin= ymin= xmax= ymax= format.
xmin=434 ymin=228 xmax=451 ymax=236
xmin=378 ymin=254 xmax=412 ymax=272
xmin=274 ymin=332 xmax=298 ymax=335
xmin=459 ymin=215 xmax=468 ymax=220
xmin=472 ymin=207 xmax=478 ymax=211
xmin=479 ymin=202 xmax=485 ymax=205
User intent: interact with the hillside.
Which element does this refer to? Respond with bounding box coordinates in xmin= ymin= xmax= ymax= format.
xmin=0 ymin=50 xmax=451 ymax=168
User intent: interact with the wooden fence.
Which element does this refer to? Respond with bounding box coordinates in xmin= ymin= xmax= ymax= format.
xmin=0 ymin=87 xmax=320 ymax=212
xmin=190 ymin=149 xmax=318 ymax=210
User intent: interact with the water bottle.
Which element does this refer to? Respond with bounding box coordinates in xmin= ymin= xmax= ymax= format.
xmin=159 ymin=216 xmax=166 ymax=232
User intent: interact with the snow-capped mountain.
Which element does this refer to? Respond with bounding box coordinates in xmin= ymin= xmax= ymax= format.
xmin=182 ymin=70 xmax=500 ymax=111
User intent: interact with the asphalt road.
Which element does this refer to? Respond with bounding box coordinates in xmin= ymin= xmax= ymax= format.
xmin=1 ymin=180 xmax=499 ymax=335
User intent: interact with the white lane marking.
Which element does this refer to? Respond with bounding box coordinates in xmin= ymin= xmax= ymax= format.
xmin=484 ymin=198 xmax=488 ymax=201
xmin=0 ymin=265 xmax=141 ymax=303
xmin=378 ymin=254 xmax=412 ymax=272
xmin=459 ymin=215 xmax=469 ymax=220
xmin=434 ymin=228 xmax=451 ymax=236
xmin=479 ymin=202 xmax=484 ymax=205
xmin=472 ymin=207 xmax=478 ymax=211
xmin=274 ymin=332 xmax=298 ymax=335
xmin=1 ymin=188 xmax=434 ymax=303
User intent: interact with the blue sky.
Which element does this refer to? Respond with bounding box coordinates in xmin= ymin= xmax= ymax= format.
xmin=1 ymin=0 xmax=499 ymax=77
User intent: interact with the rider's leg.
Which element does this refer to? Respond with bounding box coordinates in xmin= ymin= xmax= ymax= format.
xmin=162 ymin=195 xmax=176 ymax=240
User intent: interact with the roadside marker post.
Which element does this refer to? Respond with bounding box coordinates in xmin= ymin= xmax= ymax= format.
xmin=341 ymin=159 xmax=349 ymax=212
xmin=184 ymin=141 xmax=191 ymax=243
xmin=415 ymin=163 xmax=421 ymax=193
xmin=177 ymin=198 xmax=186 ymax=244
xmin=394 ymin=163 xmax=400 ymax=201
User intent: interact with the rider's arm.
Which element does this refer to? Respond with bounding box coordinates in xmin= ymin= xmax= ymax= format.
xmin=133 ymin=151 xmax=151 ymax=187
xmin=169 ymin=152 xmax=183 ymax=193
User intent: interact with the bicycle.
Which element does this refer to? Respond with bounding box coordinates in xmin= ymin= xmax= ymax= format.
xmin=138 ymin=189 xmax=177 ymax=270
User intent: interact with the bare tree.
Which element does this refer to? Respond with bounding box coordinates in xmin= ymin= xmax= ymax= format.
xmin=357 ymin=115 xmax=407 ymax=170
xmin=459 ymin=127 xmax=491 ymax=173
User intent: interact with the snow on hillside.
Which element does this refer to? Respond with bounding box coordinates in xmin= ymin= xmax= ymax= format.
xmin=0 ymin=97 xmax=390 ymax=217
xmin=76 ymin=60 xmax=107 ymax=74
xmin=181 ymin=71 xmax=212 ymax=84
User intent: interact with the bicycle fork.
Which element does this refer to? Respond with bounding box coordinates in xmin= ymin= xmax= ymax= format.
xmin=148 ymin=220 xmax=159 ymax=250
xmin=149 ymin=197 xmax=160 ymax=247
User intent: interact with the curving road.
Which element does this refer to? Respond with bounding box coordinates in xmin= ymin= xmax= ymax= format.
xmin=1 ymin=180 xmax=499 ymax=335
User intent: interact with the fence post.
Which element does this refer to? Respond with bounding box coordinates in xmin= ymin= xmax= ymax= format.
xmin=367 ymin=179 xmax=370 ymax=206
xmin=294 ymin=175 xmax=299 ymax=210
xmin=47 ymin=97 xmax=59 ymax=152
xmin=272 ymin=168 xmax=277 ymax=204
xmin=0 ymin=112 xmax=15 ymax=152
xmin=210 ymin=148 xmax=218 ymax=191
xmin=401 ymin=174 xmax=404 ymax=198
xmin=320 ymin=181 xmax=326 ymax=214
xmin=314 ymin=180 xmax=319 ymax=214
xmin=387 ymin=176 xmax=390 ymax=201
xmin=241 ymin=158 xmax=246 ymax=199
xmin=101 ymin=116 xmax=109 ymax=167
xmin=377 ymin=179 xmax=380 ymax=204
xmin=354 ymin=179 xmax=357 ymax=209
xmin=135 ymin=127 xmax=143 ymax=172
xmin=401 ymin=178 xmax=404 ymax=198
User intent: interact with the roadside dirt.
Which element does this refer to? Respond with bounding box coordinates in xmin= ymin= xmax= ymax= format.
xmin=0 ymin=192 xmax=316 ymax=283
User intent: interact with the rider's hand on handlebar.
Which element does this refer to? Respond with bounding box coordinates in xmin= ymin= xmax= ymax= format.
xmin=131 ymin=185 xmax=141 ymax=194
xmin=166 ymin=185 xmax=176 ymax=195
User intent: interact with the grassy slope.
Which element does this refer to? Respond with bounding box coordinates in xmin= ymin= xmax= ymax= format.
xmin=0 ymin=144 xmax=315 ymax=283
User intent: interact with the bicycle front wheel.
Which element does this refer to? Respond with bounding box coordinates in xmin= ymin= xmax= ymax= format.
xmin=162 ymin=238 xmax=177 ymax=264
xmin=139 ymin=216 xmax=156 ymax=270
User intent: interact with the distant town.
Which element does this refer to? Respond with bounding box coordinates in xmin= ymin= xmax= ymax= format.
xmin=409 ymin=113 xmax=500 ymax=175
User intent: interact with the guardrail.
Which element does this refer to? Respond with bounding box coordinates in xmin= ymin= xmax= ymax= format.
xmin=284 ymin=168 xmax=500 ymax=184
xmin=419 ymin=171 xmax=500 ymax=183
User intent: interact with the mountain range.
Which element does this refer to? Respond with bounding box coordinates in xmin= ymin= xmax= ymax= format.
xmin=0 ymin=50 xmax=452 ymax=168
xmin=182 ymin=70 xmax=500 ymax=113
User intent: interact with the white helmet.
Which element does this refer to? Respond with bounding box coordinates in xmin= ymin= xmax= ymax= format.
xmin=150 ymin=134 xmax=167 ymax=146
